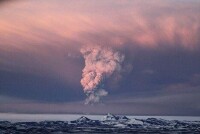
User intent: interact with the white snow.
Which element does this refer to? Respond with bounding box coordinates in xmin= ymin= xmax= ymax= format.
xmin=127 ymin=118 xmax=143 ymax=125
xmin=114 ymin=123 xmax=126 ymax=128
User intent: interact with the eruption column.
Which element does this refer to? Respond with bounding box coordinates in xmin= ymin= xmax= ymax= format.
xmin=80 ymin=46 xmax=124 ymax=104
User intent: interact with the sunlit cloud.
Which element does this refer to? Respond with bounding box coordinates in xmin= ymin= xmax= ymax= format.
xmin=0 ymin=0 xmax=199 ymax=50
xmin=0 ymin=0 xmax=200 ymax=112
xmin=0 ymin=0 xmax=199 ymax=90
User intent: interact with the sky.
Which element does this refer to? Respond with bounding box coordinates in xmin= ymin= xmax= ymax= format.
xmin=0 ymin=0 xmax=200 ymax=116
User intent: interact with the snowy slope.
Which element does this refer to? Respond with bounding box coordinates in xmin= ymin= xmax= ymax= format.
xmin=0 ymin=113 xmax=200 ymax=133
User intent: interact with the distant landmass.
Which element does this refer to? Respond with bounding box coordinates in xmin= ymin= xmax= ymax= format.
xmin=0 ymin=113 xmax=200 ymax=133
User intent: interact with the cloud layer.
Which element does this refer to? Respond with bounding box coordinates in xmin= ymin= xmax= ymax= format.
xmin=0 ymin=0 xmax=200 ymax=115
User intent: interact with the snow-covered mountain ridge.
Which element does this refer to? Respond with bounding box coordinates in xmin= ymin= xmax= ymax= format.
xmin=0 ymin=113 xmax=200 ymax=133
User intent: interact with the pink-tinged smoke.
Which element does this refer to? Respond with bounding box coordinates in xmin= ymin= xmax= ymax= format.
xmin=80 ymin=46 xmax=125 ymax=104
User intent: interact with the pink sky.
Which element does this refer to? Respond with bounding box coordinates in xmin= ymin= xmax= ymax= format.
xmin=0 ymin=0 xmax=200 ymax=115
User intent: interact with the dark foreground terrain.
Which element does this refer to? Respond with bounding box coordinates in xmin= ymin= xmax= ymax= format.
xmin=0 ymin=114 xmax=200 ymax=134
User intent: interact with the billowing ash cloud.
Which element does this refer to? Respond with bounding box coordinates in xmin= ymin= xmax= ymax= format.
xmin=80 ymin=46 xmax=125 ymax=104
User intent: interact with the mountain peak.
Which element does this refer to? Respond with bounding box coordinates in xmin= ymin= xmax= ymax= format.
xmin=103 ymin=113 xmax=130 ymax=121
xmin=103 ymin=113 xmax=117 ymax=121
xmin=77 ymin=116 xmax=90 ymax=122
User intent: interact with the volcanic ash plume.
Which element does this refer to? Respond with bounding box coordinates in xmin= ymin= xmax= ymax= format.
xmin=80 ymin=46 xmax=125 ymax=104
